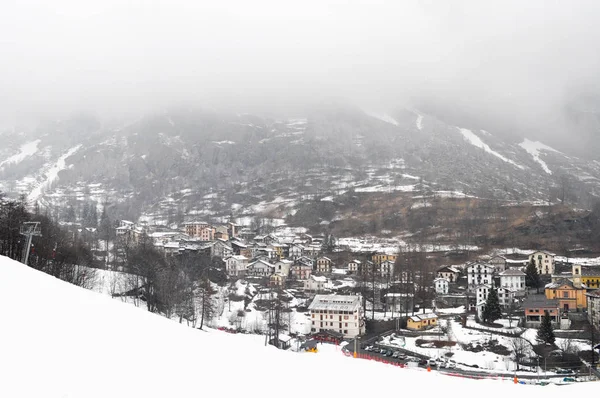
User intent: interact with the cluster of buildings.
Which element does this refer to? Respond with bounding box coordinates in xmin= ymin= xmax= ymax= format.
xmin=433 ymin=251 xmax=600 ymax=331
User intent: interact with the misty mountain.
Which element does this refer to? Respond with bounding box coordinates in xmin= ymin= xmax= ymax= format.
xmin=1 ymin=105 xmax=599 ymax=228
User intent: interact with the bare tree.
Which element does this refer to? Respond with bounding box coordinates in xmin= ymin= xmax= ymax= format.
xmin=509 ymin=337 xmax=530 ymax=371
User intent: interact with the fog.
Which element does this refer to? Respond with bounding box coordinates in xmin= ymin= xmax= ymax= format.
xmin=2 ymin=0 xmax=600 ymax=141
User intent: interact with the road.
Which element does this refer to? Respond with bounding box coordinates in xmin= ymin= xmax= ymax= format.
xmin=349 ymin=343 xmax=579 ymax=381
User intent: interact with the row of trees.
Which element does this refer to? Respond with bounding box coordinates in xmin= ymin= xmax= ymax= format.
xmin=0 ymin=194 xmax=96 ymax=288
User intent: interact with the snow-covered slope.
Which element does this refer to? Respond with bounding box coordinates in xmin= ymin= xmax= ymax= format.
xmin=519 ymin=138 xmax=561 ymax=175
xmin=0 ymin=255 xmax=595 ymax=397
xmin=457 ymin=127 xmax=524 ymax=169
xmin=0 ymin=139 xmax=40 ymax=169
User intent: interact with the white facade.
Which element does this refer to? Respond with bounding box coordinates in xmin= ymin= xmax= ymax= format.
xmin=308 ymin=295 xmax=365 ymax=338
xmin=289 ymin=244 xmax=304 ymax=260
xmin=434 ymin=278 xmax=449 ymax=294
xmin=436 ymin=266 xmax=460 ymax=283
xmin=304 ymin=275 xmax=327 ymax=292
xmin=348 ymin=260 xmax=361 ymax=274
xmin=586 ymin=290 xmax=600 ymax=331
xmin=528 ymin=251 xmax=555 ymax=275
xmin=226 ymin=255 xmax=249 ymax=277
xmin=475 ymin=285 xmax=514 ymax=307
xmin=379 ymin=260 xmax=394 ymax=279
xmin=274 ymin=259 xmax=293 ymax=277
xmin=246 ymin=260 xmax=275 ymax=277
xmin=211 ymin=240 xmax=233 ymax=259
xmin=467 ymin=263 xmax=495 ymax=289
xmin=499 ymin=269 xmax=526 ymax=291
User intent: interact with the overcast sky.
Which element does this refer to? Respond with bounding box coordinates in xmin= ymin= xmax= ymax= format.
xmin=2 ymin=0 xmax=600 ymax=131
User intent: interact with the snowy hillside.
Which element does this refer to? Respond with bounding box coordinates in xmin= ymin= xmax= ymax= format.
xmin=0 ymin=255 xmax=596 ymax=397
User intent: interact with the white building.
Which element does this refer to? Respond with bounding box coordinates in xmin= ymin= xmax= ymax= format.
xmin=304 ymin=275 xmax=327 ymax=292
xmin=274 ymin=259 xmax=293 ymax=277
xmin=288 ymin=244 xmax=304 ymax=260
xmin=436 ymin=265 xmax=461 ymax=283
xmin=499 ymin=269 xmax=526 ymax=291
xmin=308 ymin=295 xmax=365 ymax=338
xmin=379 ymin=260 xmax=395 ymax=279
xmin=246 ymin=260 xmax=275 ymax=277
xmin=467 ymin=263 xmax=495 ymax=289
xmin=475 ymin=285 xmax=515 ymax=307
xmin=434 ymin=278 xmax=449 ymax=294
xmin=528 ymin=251 xmax=555 ymax=275
xmin=226 ymin=255 xmax=249 ymax=277
xmin=347 ymin=260 xmax=361 ymax=274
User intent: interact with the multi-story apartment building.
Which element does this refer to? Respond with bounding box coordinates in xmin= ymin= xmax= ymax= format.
xmin=308 ymin=295 xmax=364 ymax=338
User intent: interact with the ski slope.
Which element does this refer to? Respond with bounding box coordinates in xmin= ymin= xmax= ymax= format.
xmin=0 ymin=255 xmax=594 ymax=397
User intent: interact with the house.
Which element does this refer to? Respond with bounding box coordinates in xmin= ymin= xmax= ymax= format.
xmin=586 ymin=289 xmax=600 ymax=331
xmin=274 ymin=259 xmax=293 ymax=277
xmin=528 ymin=251 xmax=555 ymax=275
xmin=269 ymin=272 xmax=286 ymax=287
xmin=347 ymin=260 xmax=362 ymax=274
xmin=379 ymin=260 xmax=395 ymax=279
xmin=384 ymin=293 xmax=414 ymax=313
xmin=226 ymin=255 xmax=249 ymax=277
xmin=211 ymin=239 xmax=233 ymax=259
xmin=304 ymin=245 xmax=321 ymax=258
xmin=230 ymin=239 xmax=249 ymax=256
xmin=467 ymin=263 xmax=495 ymax=289
xmin=270 ymin=243 xmax=286 ymax=260
xmin=499 ymin=269 xmax=526 ymax=291
xmin=288 ymin=244 xmax=304 ymax=260
xmin=227 ymin=222 xmax=240 ymax=239
xmin=214 ymin=225 xmax=229 ymax=241
xmin=308 ymin=294 xmax=365 ymax=337
xmin=371 ymin=252 xmax=397 ymax=265
xmin=488 ymin=255 xmax=507 ymax=272
xmin=434 ymin=278 xmax=449 ymax=294
xmin=246 ymin=260 xmax=275 ymax=277
xmin=291 ymin=263 xmax=312 ymax=280
xmin=545 ymin=278 xmax=587 ymax=312
xmin=475 ymin=285 xmax=514 ymax=307
xmin=304 ymin=275 xmax=327 ymax=292
xmin=184 ymin=221 xmax=215 ymax=241
xmin=270 ymin=334 xmax=291 ymax=350
xmin=316 ymin=257 xmax=332 ymax=274
xmin=523 ymin=295 xmax=560 ymax=328
xmin=572 ymin=264 xmax=600 ymax=289
xmin=407 ymin=313 xmax=438 ymax=331
xmin=436 ymin=265 xmax=461 ymax=283
xmin=162 ymin=241 xmax=182 ymax=256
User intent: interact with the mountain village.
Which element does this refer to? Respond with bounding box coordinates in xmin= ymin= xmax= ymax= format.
xmin=98 ymin=217 xmax=600 ymax=383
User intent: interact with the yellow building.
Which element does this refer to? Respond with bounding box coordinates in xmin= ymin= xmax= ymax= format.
xmin=572 ymin=265 xmax=600 ymax=289
xmin=545 ymin=278 xmax=587 ymax=312
xmin=371 ymin=252 xmax=397 ymax=265
xmin=407 ymin=313 xmax=438 ymax=330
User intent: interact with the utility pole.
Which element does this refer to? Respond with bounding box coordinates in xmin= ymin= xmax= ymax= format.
xmin=20 ymin=222 xmax=41 ymax=266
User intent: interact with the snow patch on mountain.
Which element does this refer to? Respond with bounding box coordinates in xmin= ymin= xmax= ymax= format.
xmin=0 ymin=139 xmax=41 ymax=169
xmin=518 ymin=138 xmax=561 ymax=175
xmin=365 ymin=111 xmax=399 ymax=126
xmin=28 ymin=145 xmax=82 ymax=202
xmin=415 ymin=114 xmax=423 ymax=130
xmin=457 ymin=128 xmax=524 ymax=169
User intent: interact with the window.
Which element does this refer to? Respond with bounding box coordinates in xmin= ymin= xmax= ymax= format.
xmin=563 ymin=292 xmax=568 ymax=298
xmin=345 ymin=323 xmax=348 ymax=327
xmin=344 ymin=330 xmax=348 ymax=334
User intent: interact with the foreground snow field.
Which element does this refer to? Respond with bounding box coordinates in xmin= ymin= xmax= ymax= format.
xmin=0 ymin=256 xmax=596 ymax=397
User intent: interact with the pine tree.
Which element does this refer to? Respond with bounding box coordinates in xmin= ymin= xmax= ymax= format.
xmin=525 ymin=260 xmax=541 ymax=293
xmin=537 ymin=311 xmax=556 ymax=345
xmin=482 ymin=286 xmax=502 ymax=324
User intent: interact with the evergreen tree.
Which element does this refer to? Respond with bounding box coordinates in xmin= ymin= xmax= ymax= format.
xmin=525 ymin=260 xmax=541 ymax=293
xmin=537 ymin=311 xmax=556 ymax=345
xmin=482 ymin=286 xmax=502 ymax=324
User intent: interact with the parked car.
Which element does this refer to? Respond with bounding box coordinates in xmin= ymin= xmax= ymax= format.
xmin=397 ymin=353 xmax=407 ymax=360
xmin=555 ymin=368 xmax=575 ymax=375
xmin=380 ymin=348 xmax=387 ymax=355
xmin=386 ymin=350 xmax=394 ymax=357
xmin=438 ymin=360 xmax=447 ymax=368
xmin=392 ymin=351 xmax=399 ymax=358
xmin=418 ymin=359 xmax=428 ymax=367
xmin=447 ymin=360 xmax=457 ymax=369
xmin=364 ymin=346 xmax=372 ymax=352
xmin=427 ymin=359 xmax=438 ymax=368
